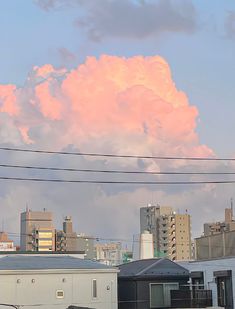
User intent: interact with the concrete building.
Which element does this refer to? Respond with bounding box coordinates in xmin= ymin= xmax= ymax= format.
xmin=203 ymin=207 xmax=235 ymax=236
xmin=55 ymin=216 xmax=78 ymax=252
xmin=0 ymin=255 xmax=118 ymax=309
xmin=195 ymin=229 xmax=235 ymax=260
xmin=139 ymin=231 xmax=154 ymax=259
xmin=0 ymin=232 xmax=16 ymax=251
xmin=20 ymin=209 xmax=55 ymax=252
xmin=195 ymin=207 xmax=235 ymax=260
xmin=96 ymin=242 xmax=122 ymax=266
xmin=140 ymin=204 xmax=191 ymax=261
xmin=77 ymin=233 xmax=96 ymax=260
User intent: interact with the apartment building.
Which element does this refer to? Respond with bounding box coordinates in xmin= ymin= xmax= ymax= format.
xmin=140 ymin=204 xmax=191 ymax=260
xmin=20 ymin=209 xmax=55 ymax=251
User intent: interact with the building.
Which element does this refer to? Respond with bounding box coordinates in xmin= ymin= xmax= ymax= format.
xmin=139 ymin=230 xmax=154 ymax=259
xmin=55 ymin=216 xmax=78 ymax=252
xmin=118 ymin=258 xmax=190 ymax=309
xmin=0 ymin=232 xmax=16 ymax=251
xmin=203 ymin=206 xmax=235 ymax=236
xmin=195 ymin=207 xmax=235 ymax=260
xmin=20 ymin=209 xmax=55 ymax=251
xmin=96 ymin=242 xmax=123 ymax=266
xmin=195 ymin=229 xmax=235 ymax=260
xmin=140 ymin=204 xmax=191 ymax=261
xmin=0 ymin=255 xmax=118 ymax=309
xmin=77 ymin=233 xmax=96 ymax=260
xmin=179 ymin=256 xmax=235 ymax=309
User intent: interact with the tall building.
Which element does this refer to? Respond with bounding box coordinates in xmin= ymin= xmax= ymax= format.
xmin=20 ymin=209 xmax=55 ymax=251
xmin=140 ymin=204 xmax=191 ymax=261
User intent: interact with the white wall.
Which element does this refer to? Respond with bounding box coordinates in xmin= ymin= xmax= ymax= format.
xmin=0 ymin=270 xmax=117 ymax=309
xmin=179 ymin=257 xmax=235 ymax=307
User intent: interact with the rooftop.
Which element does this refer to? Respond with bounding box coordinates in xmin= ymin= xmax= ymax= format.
xmin=118 ymin=258 xmax=189 ymax=278
xmin=0 ymin=255 xmax=112 ymax=271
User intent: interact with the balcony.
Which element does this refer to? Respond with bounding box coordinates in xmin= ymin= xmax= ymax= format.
xmin=171 ymin=289 xmax=213 ymax=308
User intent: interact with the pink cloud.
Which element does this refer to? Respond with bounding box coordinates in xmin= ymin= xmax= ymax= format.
xmin=0 ymin=55 xmax=213 ymax=159
xmin=35 ymin=81 xmax=62 ymax=120
xmin=0 ymin=84 xmax=19 ymax=116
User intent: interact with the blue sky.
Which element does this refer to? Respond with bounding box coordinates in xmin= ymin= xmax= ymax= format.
xmin=0 ymin=0 xmax=235 ymax=157
xmin=1 ymin=0 xmax=235 ymax=238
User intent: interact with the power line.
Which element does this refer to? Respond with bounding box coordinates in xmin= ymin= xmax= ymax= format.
xmin=1 ymin=176 xmax=235 ymax=184
xmin=1 ymin=163 xmax=235 ymax=175
xmin=6 ymin=231 xmax=235 ymax=257
xmin=0 ymin=146 xmax=233 ymax=161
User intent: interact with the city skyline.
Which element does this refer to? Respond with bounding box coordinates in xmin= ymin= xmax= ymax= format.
xmin=0 ymin=0 xmax=235 ymax=241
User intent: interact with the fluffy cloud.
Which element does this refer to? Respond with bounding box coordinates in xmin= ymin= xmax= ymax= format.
xmin=0 ymin=55 xmax=212 ymax=157
xmin=0 ymin=55 xmax=219 ymax=242
xmin=36 ymin=0 xmax=197 ymax=41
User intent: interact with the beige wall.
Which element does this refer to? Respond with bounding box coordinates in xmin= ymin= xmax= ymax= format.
xmin=174 ymin=214 xmax=191 ymax=260
xmin=20 ymin=210 xmax=55 ymax=251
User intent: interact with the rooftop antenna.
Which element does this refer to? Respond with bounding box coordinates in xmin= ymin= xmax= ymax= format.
xmin=231 ymin=197 xmax=234 ymax=218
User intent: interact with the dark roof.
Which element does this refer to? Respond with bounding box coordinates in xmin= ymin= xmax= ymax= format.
xmin=0 ymin=251 xmax=85 ymax=255
xmin=0 ymin=255 xmax=112 ymax=271
xmin=118 ymin=258 xmax=189 ymax=279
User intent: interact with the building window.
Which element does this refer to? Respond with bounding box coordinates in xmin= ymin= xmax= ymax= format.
xmin=150 ymin=283 xmax=179 ymax=308
xmin=56 ymin=290 xmax=64 ymax=299
xmin=92 ymin=279 xmax=97 ymax=298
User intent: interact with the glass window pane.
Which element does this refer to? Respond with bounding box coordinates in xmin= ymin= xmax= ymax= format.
xmin=92 ymin=279 xmax=97 ymax=298
xmin=150 ymin=284 xmax=164 ymax=308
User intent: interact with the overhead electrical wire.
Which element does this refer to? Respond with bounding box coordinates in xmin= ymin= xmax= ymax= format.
xmin=0 ymin=146 xmax=234 ymax=161
xmin=1 ymin=147 xmax=235 ymax=184
xmin=1 ymin=176 xmax=235 ymax=185
xmin=6 ymin=231 xmax=235 ymax=255
xmin=0 ymin=163 xmax=235 ymax=175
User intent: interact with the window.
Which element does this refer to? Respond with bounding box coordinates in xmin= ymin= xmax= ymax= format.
xmin=56 ymin=290 xmax=64 ymax=299
xmin=150 ymin=283 xmax=179 ymax=308
xmin=92 ymin=279 xmax=97 ymax=298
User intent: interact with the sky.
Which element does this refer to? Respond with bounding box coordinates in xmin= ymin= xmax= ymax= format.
xmin=0 ymin=0 xmax=235 ymax=243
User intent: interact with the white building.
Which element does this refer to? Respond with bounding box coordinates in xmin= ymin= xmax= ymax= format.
xmin=140 ymin=230 xmax=154 ymax=259
xmin=179 ymin=257 xmax=235 ymax=309
xmin=0 ymin=255 xmax=118 ymax=309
